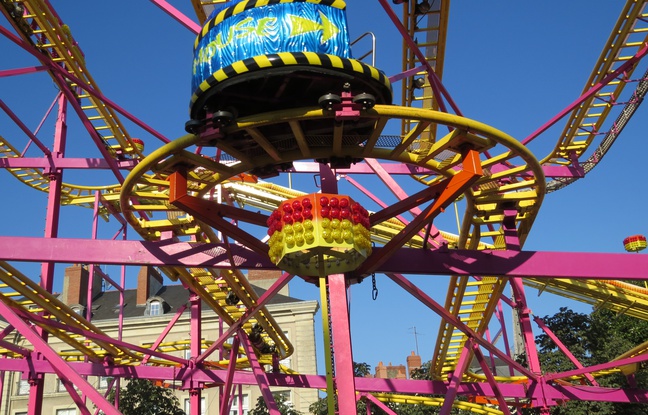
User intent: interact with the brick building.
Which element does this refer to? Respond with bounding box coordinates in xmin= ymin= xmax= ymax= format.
xmin=374 ymin=351 xmax=422 ymax=380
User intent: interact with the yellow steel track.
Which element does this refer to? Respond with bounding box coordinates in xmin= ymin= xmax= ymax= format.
xmin=541 ymin=0 xmax=648 ymax=168
xmin=0 ymin=0 xmax=143 ymax=157
xmin=117 ymin=105 xmax=544 ymax=388
xmin=0 ymin=261 xmax=144 ymax=364
xmin=411 ymin=0 xmax=648 ymax=384
xmin=1 ymin=1 xmax=647 ymax=408
xmin=0 ymin=0 xmax=293 ymax=369
xmin=0 ymin=135 xmax=121 ymax=210
xmin=399 ymin=0 xmax=449 ymax=156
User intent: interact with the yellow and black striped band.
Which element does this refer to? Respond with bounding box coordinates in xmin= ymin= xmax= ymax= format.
xmin=190 ymin=51 xmax=391 ymax=111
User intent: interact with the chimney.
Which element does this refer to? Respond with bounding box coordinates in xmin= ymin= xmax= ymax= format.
xmin=247 ymin=269 xmax=289 ymax=296
xmin=374 ymin=361 xmax=387 ymax=379
xmin=62 ymin=264 xmax=102 ymax=306
xmin=407 ymin=351 xmax=422 ymax=378
xmin=137 ymin=266 xmax=163 ymax=306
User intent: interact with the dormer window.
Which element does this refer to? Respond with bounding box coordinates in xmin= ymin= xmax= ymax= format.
xmin=149 ymin=300 xmax=161 ymax=316
xmin=70 ymin=304 xmax=86 ymax=316
xmin=144 ymin=296 xmax=167 ymax=316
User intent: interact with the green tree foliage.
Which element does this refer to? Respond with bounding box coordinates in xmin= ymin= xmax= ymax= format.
xmin=308 ymin=361 xmax=471 ymax=415
xmin=309 ymin=362 xmax=374 ymax=415
xmin=354 ymin=361 xmax=372 ymax=377
xmin=249 ymin=392 xmax=303 ymax=415
xmin=107 ymin=379 xmax=185 ymax=415
xmin=531 ymin=307 xmax=648 ymax=415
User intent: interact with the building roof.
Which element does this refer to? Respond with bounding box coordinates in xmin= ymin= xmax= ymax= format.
xmin=88 ymin=284 xmax=306 ymax=321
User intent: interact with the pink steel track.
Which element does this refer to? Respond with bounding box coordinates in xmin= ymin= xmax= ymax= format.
xmin=2 ymin=1 xmax=648 ymax=414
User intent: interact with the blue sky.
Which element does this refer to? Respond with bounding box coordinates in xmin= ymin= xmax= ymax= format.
xmin=2 ymin=1 xmax=648 ymax=378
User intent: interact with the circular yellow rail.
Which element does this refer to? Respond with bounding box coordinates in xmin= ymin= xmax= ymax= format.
xmin=118 ymin=104 xmax=544 ymax=376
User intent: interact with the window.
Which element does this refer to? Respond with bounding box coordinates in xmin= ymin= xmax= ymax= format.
xmin=184 ymin=397 xmax=206 ymax=415
xmin=57 ymin=379 xmax=79 ymax=393
xmin=70 ymin=305 xmax=85 ymax=315
xmin=57 ymin=379 xmax=67 ymax=392
xmin=56 ymin=409 xmax=77 ymax=415
xmin=98 ymin=376 xmax=113 ymax=390
xmin=149 ymin=300 xmax=161 ymax=316
xmin=230 ymin=394 xmax=249 ymax=415
xmin=280 ymin=331 xmax=291 ymax=369
xmin=276 ymin=391 xmax=293 ymax=408
xmin=145 ymin=297 xmax=167 ymax=316
xmin=17 ymin=379 xmax=29 ymax=395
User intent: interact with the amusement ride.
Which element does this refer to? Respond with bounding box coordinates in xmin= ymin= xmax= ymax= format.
xmin=2 ymin=1 xmax=648 ymax=414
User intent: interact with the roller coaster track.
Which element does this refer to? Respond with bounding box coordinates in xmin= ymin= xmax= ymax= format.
xmin=0 ymin=0 xmax=293 ymax=370
xmin=0 ymin=135 xmax=120 ymax=209
xmin=0 ymin=147 xmax=295 ymax=368
xmin=392 ymin=0 xmax=540 ymax=382
xmin=424 ymin=0 xmax=648 ymax=384
xmin=117 ymin=105 xmax=545 ymax=390
xmin=540 ymin=0 xmax=648 ymax=169
xmin=0 ymin=261 xmax=144 ymax=364
xmin=0 ymin=261 xmax=279 ymax=369
xmin=546 ymin=65 xmax=648 ymax=193
xmin=2 ymin=2 xmax=648 ymax=412
xmin=399 ymin=0 xmax=449 ymax=158
xmin=0 ymin=0 xmax=141 ymax=157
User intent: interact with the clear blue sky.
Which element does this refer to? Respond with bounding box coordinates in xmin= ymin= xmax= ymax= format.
xmin=1 ymin=1 xmax=647 ymax=377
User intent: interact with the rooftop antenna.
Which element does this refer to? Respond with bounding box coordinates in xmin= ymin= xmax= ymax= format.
xmin=410 ymin=326 xmax=421 ymax=355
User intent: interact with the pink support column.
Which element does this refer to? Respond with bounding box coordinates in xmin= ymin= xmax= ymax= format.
xmin=502 ymin=209 xmax=520 ymax=250
xmin=0 ymin=299 xmax=121 ymax=415
xmin=439 ymin=340 xmax=474 ymax=415
xmin=328 ymin=273 xmax=358 ymax=415
xmin=238 ymin=330 xmax=280 ymax=415
xmin=29 ymin=92 xmax=68 ymax=415
xmin=533 ymin=316 xmax=598 ymax=386
xmin=472 ymin=344 xmax=512 ymax=415
xmin=189 ymin=293 xmax=203 ymax=415
xmin=86 ymin=191 xmax=101 ymax=322
xmin=0 ymin=369 xmax=4 ymax=414
xmin=484 ymin=328 xmax=498 ymax=375
xmin=319 ymin=162 xmax=338 ymax=193
xmin=79 ymin=192 xmax=102 ymax=415
xmin=361 ymin=393 xmax=398 ymax=415
xmin=195 ymin=272 xmax=293 ymax=365
xmin=364 ymin=158 xmax=446 ymax=248
xmin=114 ymin=229 xmax=127 ymax=410
xmin=141 ymin=304 xmax=189 ymax=364
xmin=318 ymin=157 xmax=356 ymax=414
xmin=509 ymin=279 xmax=541 ymax=375
xmin=495 ymin=302 xmax=515 ymax=376
xmin=509 ymin=278 xmax=550 ymax=414
xmin=220 ymin=336 xmax=241 ymax=415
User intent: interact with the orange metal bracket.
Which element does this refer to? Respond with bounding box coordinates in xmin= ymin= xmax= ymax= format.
xmin=168 ymin=170 xmax=270 ymax=256
xmin=357 ymin=149 xmax=482 ymax=276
